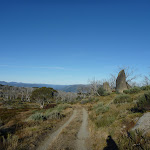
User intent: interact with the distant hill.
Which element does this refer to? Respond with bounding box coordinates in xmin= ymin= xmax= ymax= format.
xmin=0 ymin=81 xmax=87 ymax=93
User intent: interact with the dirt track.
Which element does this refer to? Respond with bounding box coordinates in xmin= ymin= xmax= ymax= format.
xmin=37 ymin=106 xmax=91 ymax=150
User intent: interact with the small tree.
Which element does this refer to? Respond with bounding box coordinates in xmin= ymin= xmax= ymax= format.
xmin=31 ymin=87 xmax=57 ymax=108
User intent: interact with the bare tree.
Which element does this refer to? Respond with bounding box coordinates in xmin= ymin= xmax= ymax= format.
xmin=143 ymin=75 xmax=150 ymax=86
xmin=56 ymin=91 xmax=77 ymax=103
xmin=88 ymin=78 xmax=101 ymax=96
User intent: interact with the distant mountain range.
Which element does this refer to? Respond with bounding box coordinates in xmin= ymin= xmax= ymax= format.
xmin=0 ymin=81 xmax=87 ymax=93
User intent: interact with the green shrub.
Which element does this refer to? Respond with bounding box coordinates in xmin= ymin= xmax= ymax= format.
xmin=140 ymin=85 xmax=150 ymax=91
xmin=137 ymin=91 xmax=150 ymax=109
xmin=114 ymin=94 xmax=132 ymax=104
xmin=28 ymin=112 xmax=46 ymax=121
xmin=93 ymin=102 xmax=109 ymax=115
xmin=97 ymin=87 xmax=106 ymax=96
xmin=123 ymin=87 xmax=141 ymax=94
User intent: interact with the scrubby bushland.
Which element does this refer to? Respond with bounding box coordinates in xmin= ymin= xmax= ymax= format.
xmin=123 ymin=87 xmax=141 ymax=94
xmin=93 ymin=102 xmax=109 ymax=115
xmin=114 ymin=94 xmax=132 ymax=104
xmin=135 ymin=91 xmax=150 ymax=111
xmin=140 ymin=85 xmax=150 ymax=91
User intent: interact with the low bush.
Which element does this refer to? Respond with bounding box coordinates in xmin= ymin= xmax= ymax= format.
xmin=123 ymin=87 xmax=141 ymax=94
xmin=97 ymin=87 xmax=110 ymax=96
xmin=93 ymin=102 xmax=109 ymax=115
xmin=137 ymin=91 xmax=150 ymax=110
xmin=114 ymin=94 xmax=132 ymax=104
xmin=140 ymin=85 xmax=150 ymax=91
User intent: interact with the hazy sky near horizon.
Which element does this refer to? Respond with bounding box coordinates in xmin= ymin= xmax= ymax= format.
xmin=0 ymin=0 xmax=150 ymax=85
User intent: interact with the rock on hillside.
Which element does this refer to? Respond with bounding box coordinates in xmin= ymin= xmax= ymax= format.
xmin=132 ymin=112 xmax=150 ymax=135
xmin=116 ymin=70 xmax=128 ymax=93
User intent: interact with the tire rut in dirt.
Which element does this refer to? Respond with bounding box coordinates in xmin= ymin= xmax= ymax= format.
xmin=37 ymin=109 xmax=77 ymax=150
xmin=48 ymin=108 xmax=83 ymax=150
xmin=76 ymin=108 xmax=91 ymax=150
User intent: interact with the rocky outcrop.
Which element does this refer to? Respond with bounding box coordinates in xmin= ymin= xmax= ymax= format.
xmin=116 ymin=70 xmax=128 ymax=93
xmin=103 ymin=82 xmax=112 ymax=93
xmin=132 ymin=112 xmax=150 ymax=135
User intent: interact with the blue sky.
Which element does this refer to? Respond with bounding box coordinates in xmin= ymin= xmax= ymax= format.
xmin=0 ymin=0 xmax=150 ymax=85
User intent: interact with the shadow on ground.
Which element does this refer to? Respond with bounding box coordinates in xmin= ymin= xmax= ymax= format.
xmin=103 ymin=135 xmax=119 ymax=150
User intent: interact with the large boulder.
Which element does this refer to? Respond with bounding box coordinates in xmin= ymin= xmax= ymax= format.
xmin=116 ymin=70 xmax=128 ymax=93
xmin=103 ymin=82 xmax=112 ymax=93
